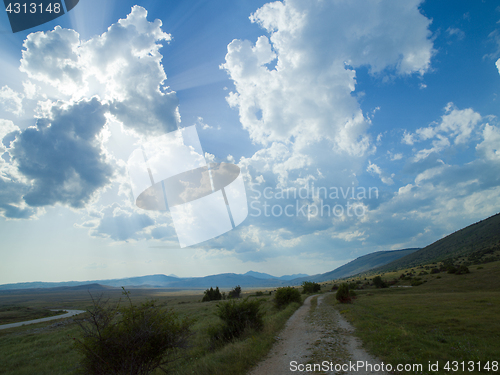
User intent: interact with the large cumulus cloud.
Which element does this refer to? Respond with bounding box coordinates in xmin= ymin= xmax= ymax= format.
xmin=208 ymin=0 xmax=436 ymax=260
xmin=0 ymin=5 xmax=181 ymax=225
xmin=19 ymin=5 xmax=179 ymax=136
xmin=10 ymin=98 xmax=112 ymax=208
xmin=221 ymin=0 xmax=433 ymax=153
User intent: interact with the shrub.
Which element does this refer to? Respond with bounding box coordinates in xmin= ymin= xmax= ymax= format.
xmin=455 ymin=265 xmax=470 ymax=275
xmin=228 ymin=285 xmax=242 ymax=299
xmin=74 ymin=289 xmax=191 ymax=375
xmin=430 ymin=268 xmax=440 ymax=274
xmin=447 ymin=266 xmax=457 ymax=274
xmin=348 ymin=282 xmax=358 ymax=290
xmin=202 ymin=286 xmax=222 ymax=302
xmin=373 ymin=276 xmax=388 ymax=288
xmin=209 ymin=298 xmax=264 ymax=343
xmin=274 ymin=287 xmax=302 ymax=308
xmin=411 ymin=278 xmax=423 ymax=286
xmin=331 ymin=284 xmax=339 ymax=291
xmin=255 ymin=291 xmax=264 ymax=296
xmin=301 ymin=281 xmax=321 ymax=294
xmin=335 ymin=283 xmax=351 ymax=303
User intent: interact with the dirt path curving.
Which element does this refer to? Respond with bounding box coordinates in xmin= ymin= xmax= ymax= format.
xmin=248 ymin=293 xmax=387 ymax=374
xmin=0 ymin=310 xmax=85 ymax=330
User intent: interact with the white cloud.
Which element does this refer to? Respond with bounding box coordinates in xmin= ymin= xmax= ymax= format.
xmin=20 ymin=27 xmax=83 ymax=96
xmin=89 ymin=203 xmax=156 ymax=242
xmin=404 ymin=103 xmax=481 ymax=161
xmin=388 ymin=151 xmax=403 ymax=161
xmin=0 ymin=6 xmax=182 ymax=220
xmin=221 ymin=0 xmax=433 ymax=156
xmin=19 ymin=6 xmax=179 ymax=137
xmin=367 ymin=161 xmax=394 ymax=185
xmin=476 ymin=124 xmax=500 ymax=162
xmin=0 ymin=86 xmax=24 ymax=116
xmin=496 ymin=58 xmax=500 ymax=75
xmin=447 ymin=27 xmax=465 ymax=40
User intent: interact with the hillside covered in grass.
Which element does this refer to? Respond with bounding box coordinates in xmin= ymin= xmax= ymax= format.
xmin=373 ymin=213 xmax=500 ymax=273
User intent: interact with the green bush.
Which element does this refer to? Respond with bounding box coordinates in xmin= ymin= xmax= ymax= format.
xmin=348 ymin=282 xmax=358 ymax=290
xmin=74 ymin=289 xmax=191 ymax=375
xmin=447 ymin=266 xmax=457 ymax=274
xmin=455 ymin=265 xmax=470 ymax=275
xmin=411 ymin=278 xmax=423 ymax=286
xmin=373 ymin=276 xmax=388 ymax=288
xmin=430 ymin=268 xmax=440 ymax=274
xmin=228 ymin=285 xmax=242 ymax=299
xmin=301 ymin=281 xmax=321 ymax=294
xmin=209 ymin=298 xmax=264 ymax=343
xmin=202 ymin=286 xmax=222 ymax=302
xmin=274 ymin=287 xmax=302 ymax=308
xmin=335 ymin=283 xmax=351 ymax=303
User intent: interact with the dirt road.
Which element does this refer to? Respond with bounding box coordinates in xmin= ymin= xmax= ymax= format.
xmin=0 ymin=310 xmax=85 ymax=330
xmin=248 ymin=293 xmax=387 ymax=374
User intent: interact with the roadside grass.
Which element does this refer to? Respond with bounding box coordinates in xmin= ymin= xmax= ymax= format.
xmin=170 ymin=299 xmax=301 ymax=375
xmin=0 ymin=288 xmax=303 ymax=375
xmin=334 ymin=260 xmax=500 ymax=374
xmin=0 ymin=306 xmax=66 ymax=325
xmin=0 ymin=321 xmax=82 ymax=375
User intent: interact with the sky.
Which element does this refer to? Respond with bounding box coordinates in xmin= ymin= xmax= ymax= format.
xmin=0 ymin=0 xmax=499 ymax=284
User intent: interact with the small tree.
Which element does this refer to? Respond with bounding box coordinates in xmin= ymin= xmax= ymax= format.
xmin=202 ymin=286 xmax=223 ymax=302
xmin=209 ymin=298 xmax=263 ymax=343
xmin=74 ymin=289 xmax=191 ymax=375
xmin=228 ymin=285 xmax=242 ymax=299
xmin=336 ymin=283 xmax=351 ymax=303
xmin=301 ymin=281 xmax=321 ymax=294
xmin=373 ymin=276 xmax=388 ymax=288
xmin=274 ymin=286 xmax=301 ymax=308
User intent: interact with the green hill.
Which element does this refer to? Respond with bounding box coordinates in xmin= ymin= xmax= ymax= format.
xmin=292 ymin=248 xmax=420 ymax=283
xmin=375 ymin=212 xmax=500 ymax=272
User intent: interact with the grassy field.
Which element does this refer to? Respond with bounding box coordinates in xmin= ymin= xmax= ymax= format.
xmin=331 ymin=259 xmax=500 ymax=375
xmin=0 ymin=306 xmax=67 ymax=325
xmin=0 ymin=287 xmax=307 ymax=375
xmin=2 ymin=257 xmax=498 ymax=374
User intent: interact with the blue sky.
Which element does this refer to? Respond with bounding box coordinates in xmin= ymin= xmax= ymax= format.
xmin=1 ymin=0 xmax=499 ymax=284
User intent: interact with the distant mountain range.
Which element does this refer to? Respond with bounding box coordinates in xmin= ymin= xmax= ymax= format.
xmin=243 ymin=271 xmax=309 ymax=281
xmin=0 ymin=272 xmax=305 ymax=291
xmin=3 ymin=213 xmax=497 ymax=292
xmin=0 ymin=251 xmax=411 ymax=291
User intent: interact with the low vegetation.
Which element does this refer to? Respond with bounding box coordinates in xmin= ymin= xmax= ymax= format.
xmin=301 ymin=281 xmax=321 ymax=294
xmin=0 ymin=285 xmax=302 ymax=375
xmin=208 ymin=298 xmax=263 ymax=345
xmin=335 ymin=283 xmax=351 ymax=303
xmin=201 ymin=286 xmax=222 ymax=302
xmin=0 ymin=306 xmax=66 ymax=325
xmin=74 ymin=289 xmax=191 ymax=375
xmin=273 ymin=286 xmax=302 ymax=308
xmin=331 ymin=256 xmax=500 ymax=374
